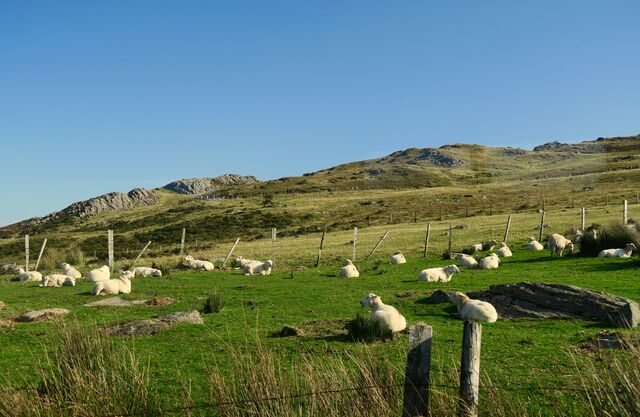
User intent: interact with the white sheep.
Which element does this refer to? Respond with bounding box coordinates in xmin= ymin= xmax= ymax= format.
xmin=61 ymin=263 xmax=82 ymax=279
xmin=390 ymin=250 xmax=406 ymax=265
xmin=244 ymin=260 xmax=273 ymax=276
xmin=496 ymin=242 xmax=512 ymax=257
xmin=478 ymin=253 xmax=500 ymax=269
xmin=360 ymin=293 xmax=407 ymax=333
xmin=339 ymin=259 xmax=360 ymax=278
xmin=527 ymin=237 xmax=544 ymax=251
xmin=548 ymin=234 xmax=574 ymax=258
xmin=184 ymin=255 xmax=214 ymax=271
xmin=598 ymin=243 xmax=637 ymax=258
xmin=86 ymin=265 xmax=110 ymax=282
xmin=453 ymin=253 xmax=478 ymax=268
xmin=448 ymin=292 xmax=498 ymax=323
xmin=468 ymin=243 xmax=483 ymax=252
xmin=418 ymin=264 xmax=460 ymax=282
xmin=63 ymin=276 xmax=76 ymax=286
xmin=40 ymin=274 xmax=71 ymax=287
xmin=133 ymin=267 xmax=163 ymax=277
xmin=17 ymin=268 xmax=43 ymax=282
xmin=91 ymin=271 xmax=133 ymax=296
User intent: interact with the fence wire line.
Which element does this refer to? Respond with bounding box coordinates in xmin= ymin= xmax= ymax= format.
xmin=100 ymin=380 xmax=599 ymax=417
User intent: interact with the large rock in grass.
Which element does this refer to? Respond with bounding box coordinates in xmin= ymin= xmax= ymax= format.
xmin=108 ymin=310 xmax=203 ymax=337
xmin=467 ymin=282 xmax=640 ymax=328
xmin=16 ymin=308 xmax=70 ymax=322
xmin=84 ymin=297 xmax=148 ymax=307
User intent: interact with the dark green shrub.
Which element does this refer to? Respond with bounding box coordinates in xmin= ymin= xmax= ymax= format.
xmin=203 ymin=289 xmax=224 ymax=313
xmin=579 ymin=222 xmax=639 ymax=257
xmin=345 ymin=312 xmax=392 ymax=343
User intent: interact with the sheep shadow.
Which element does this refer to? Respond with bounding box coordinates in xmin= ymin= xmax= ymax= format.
xmin=585 ymin=261 xmax=640 ymax=272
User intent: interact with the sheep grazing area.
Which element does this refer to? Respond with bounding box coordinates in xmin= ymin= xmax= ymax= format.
xmin=1 ymin=207 xmax=640 ymax=416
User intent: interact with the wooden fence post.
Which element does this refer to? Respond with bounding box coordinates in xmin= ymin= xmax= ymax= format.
xmin=271 ymin=227 xmax=277 ymax=263
xmin=130 ymin=241 xmax=152 ymax=269
xmin=459 ymin=321 xmax=482 ymax=417
xmin=34 ymin=238 xmax=48 ymax=271
xmin=107 ymin=230 xmax=114 ymax=270
xmin=503 ymin=215 xmax=512 ymax=245
xmin=636 ymin=191 xmax=639 ymax=205
xmin=581 ymin=207 xmax=586 ymax=230
xmin=448 ymin=223 xmax=452 ymax=252
xmin=403 ymin=324 xmax=432 ymax=417
xmin=221 ymin=238 xmax=240 ymax=267
xmin=538 ymin=211 xmax=545 ymax=242
xmin=25 ymin=235 xmax=30 ymax=272
xmin=365 ymin=231 xmax=389 ymax=261
xmin=315 ymin=228 xmax=326 ymax=267
xmin=353 ymin=227 xmax=358 ymax=263
xmin=180 ymin=228 xmax=186 ymax=256
xmin=423 ymin=223 xmax=431 ymax=258
xmin=623 ymin=200 xmax=628 ymax=224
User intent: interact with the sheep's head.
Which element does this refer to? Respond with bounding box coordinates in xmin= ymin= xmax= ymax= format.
xmin=446 ymin=265 xmax=461 ymax=274
xmin=393 ymin=250 xmax=402 ymax=255
xmin=120 ymin=271 xmax=134 ymax=280
xmin=344 ymin=259 xmax=353 ymax=266
xmin=626 ymin=243 xmax=637 ymax=252
xmin=360 ymin=293 xmax=382 ymax=308
xmin=447 ymin=291 xmax=469 ymax=312
xmin=528 ymin=237 xmax=536 ymax=242
xmin=265 ymin=260 xmax=274 ymax=268
xmin=184 ymin=255 xmax=194 ymax=262
xmin=153 ymin=269 xmax=163 ymax=277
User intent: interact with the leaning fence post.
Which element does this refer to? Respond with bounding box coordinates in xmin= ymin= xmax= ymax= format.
xmin=34 ymin=238 xmax=48 ymax=271
xmin=315 ymin=228 xmax=326 ymax=267
xmin=502 ymin=215 xmax=512 ymax=245
xmin=365 ymin=231 xmax=389 ymax=261
xmin=403 ymin=324 xmax=432 ymax=417
xmin=107 ymin=230 xmax=114 ymax=270
xmin=423 ymin=222 xmax=431 ymax=258
xmin=25 ymin=235 xmax=30 ymax=272
xmin=130 ymin=241 xmax=152 ymax=269
xmin=459 ymin=321 xmax=482 ymax=417
xmin=353 ymin=227 xmax=358 ymax=263
xmin=538 ymin=211 xmax=545 ymax=242
xmin=221 ymin=238 xmax=240 ymax=268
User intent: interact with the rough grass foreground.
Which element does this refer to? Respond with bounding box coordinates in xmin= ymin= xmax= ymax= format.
xmin=0 ymin=320 xmax=639 ymax=417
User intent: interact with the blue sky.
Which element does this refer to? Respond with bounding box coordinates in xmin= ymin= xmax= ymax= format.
xmin=1 ymin=1 xmax=639 ymax=226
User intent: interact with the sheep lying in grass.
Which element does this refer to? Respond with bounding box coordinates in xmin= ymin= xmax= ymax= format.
xmin=453 ymin=253 xmax=478 ymax=268
xmin=527 ymin=237 xmax=544 ymax=251
xmin=2 ymin=263 xmax=21 ymax=274
xmin=496 ymin=242 xmax=512 ymax=257
xmin=360 ymin=293 xmax=407 ymax=333
xmin=468 ymin=243 xmax=483 ymax=253
xmin=91 ymin=271 xmax=133 ymax=296
xmin=548 ymin=234 xmax=573 ymax=258
xmin=244 ymin=260 xmax=273 ymax=276
xmin=390 ymin=250 xmax=406 ymax=264
xmin=184 ymin=255 xmax=214 ymax=271
xmin=235 ymin=256 xmax=261 ymax=269
xmin=418 ymin=265 xmax=460 ymax=283
xmin=598 ymin=243 xmax=637 ymax=258
xmin=86 ymin=265 xmax=110 ymax=282
xmin=133 ymin=267 xmax=162 ymax=277
xmin=448 ymin=292 xmax=498 ymax=323
xmin=339 ymin=259 xmax=360 ymax=278
xmin=17 ymin=268 xmax=42 ymax=282
xmin=40 ymin=274 xmax=73 ymax=287
xmin=61 ymin=263 xmax=82 ymax=279
xmin=483 ymin=240 xmax=498 ymax=251
xmin=478 ymin=253 xmax=500 ymax=269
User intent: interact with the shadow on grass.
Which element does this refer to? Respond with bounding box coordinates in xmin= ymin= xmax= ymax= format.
xmin=585 ymin=260 xmax=640 ymax=272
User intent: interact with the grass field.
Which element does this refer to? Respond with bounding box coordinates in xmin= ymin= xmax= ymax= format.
xmin=1 ymin=206 xmax=639 ymax=416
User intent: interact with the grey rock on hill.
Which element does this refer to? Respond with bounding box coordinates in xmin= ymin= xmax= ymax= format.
xmin=163 ymin=174 xmax=259 ymax=194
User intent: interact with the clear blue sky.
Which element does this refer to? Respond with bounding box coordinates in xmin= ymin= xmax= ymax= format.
xmin=1 ymin=1 xmax=639 ymax=226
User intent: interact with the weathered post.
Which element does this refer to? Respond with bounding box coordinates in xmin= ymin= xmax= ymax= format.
xmin=221 ymin=238 xmax=240 ymax=267
xmin=180 ymin=228 xmax=186 ymax=256
xmin=623 ymin=200 xmax=628 ymax=224
xmin=403 ymin=324 xmax=432 ymax=417
xmin=581 ymin=207 xmax=586 ymax=230
xmin=538 ymin=211 xmax=545 ymax=242
xmin=34 ymin=238 xmax=48 ymax=271
xmin=130 ymin=241 xmax=152 ymax=269
xmin=503 ymin=215 xmax=512 ymax=245
xmin=271 ymin=227 xmax=277 ymax=263
xmin=25 ymin=235 xmax=30 ymax=272
xmin=448 ymin=223 xmax=453 ymax=252
xmin=459 ymin=321 xmax=482 ymax=417
xmin=365 ymin=231 xmax=390 ymax=261
xmin=353 ymin=227 xmax=358 ymax=263
xmin=315 ymin=228 xmax=326 ymax=267
xmin=541 ymin=198 xmax=545 ymax=211
xmin=636 ymin=191 xmax=639 ymax=205
xmin=107 ymin=230 xmax=114 ymax=270
xmin=423 ymin=223 xmax=431 ymax=258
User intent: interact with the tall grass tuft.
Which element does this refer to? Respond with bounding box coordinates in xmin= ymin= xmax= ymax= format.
xmin=578 ymin=222 xmax=639 ymax=257
xmin=203 ymin=289 xmax=224 ymax=313
xmin=345 ymin=311 xmax=392 ymax=343
xmin=0 ymin=320 xmax=160 ymax=417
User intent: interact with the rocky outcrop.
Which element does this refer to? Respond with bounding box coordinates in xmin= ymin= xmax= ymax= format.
xmin=163 ymin=174 xmax=260 ymax=194
xmin=16 ymin=308 xmax=70 ymax=322
xmin=107 ymin=310 xmax=203 ymax=336
xmin=382 ymin=148 xmax=463 ymax=167
xmin=533 ymin=141 xmax=569 ymax=152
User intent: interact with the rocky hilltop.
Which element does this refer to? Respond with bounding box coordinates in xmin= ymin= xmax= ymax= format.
xmin=163 ymin=174 xmax=259 ymax=194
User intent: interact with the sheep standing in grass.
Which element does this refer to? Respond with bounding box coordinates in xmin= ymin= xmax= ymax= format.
xmin=40 ymin=274 xmax=71 ymax=287
xmin=548 ymin=234 xmax=574 ymax=258
xmin=339 ymin=259 xmax=359 ymax=278
xmin=418 ymin=265 xmax=460 ymax=283
xmin=448 ymin=292 xmax=498 ymax=323
xmin=390 ymin=250 xmax=406 ymax=265
xmin=244 ymin=260 xmax=273 ymax=276
xmin=478 ymin=253 xmax=500 ymax=269
xmin=86 ymin=265 xmax=110 ymax=282
xmin=61 ymin=263 xmax=82 ymax=279
xmin=360 ymin=293 xmax=407 ymax=333
xmin=91 ymin=271 xmax=133 ymax=296
xmin=482 ymin=240 xmax=498 ymax=251
xmin=453 ymin=253 xmax=478 ymax=268
xmin=133 ymin=267 xmax=162 ymax=277
xmin=496 ymin=242 xmax=512 ymax=257
xmin=598 ymin=243 xmax=637 ymax=258
xmin=17 ymin=268 xmax=42 ymax=282
xmin=184 ymin=255 xmax=214 ymax=271
xmin=527 ymin=237 xmax=544 ymax=251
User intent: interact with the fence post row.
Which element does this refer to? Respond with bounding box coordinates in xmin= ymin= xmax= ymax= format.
xmin=459 ymin=321 xmax=482 ymax=417
xmin=403 ymin=324 xmax=432 ymax=417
